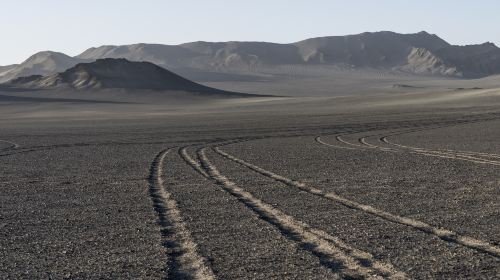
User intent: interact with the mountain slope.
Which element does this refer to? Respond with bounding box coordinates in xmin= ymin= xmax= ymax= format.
xmin=401 ymin=47 xmax=461 ymax=76
xmin=434 ymin=43 xmax=500 ymax=78
xmin=77 ymin=44 xmax=196 ymax=69
xmin=77 ymin=31 xmax=500 ymax=78
xmin=5 ymin=58 xmax=244 ymax=94
xmin=3 ymin=32 xmax=500 ymax=81
xmin=77 ymin=31 xmax=451 ymax=72
xmin=0 ymin=51 xmax=88 ymax=83
xmin=294 ymin=31 xmax=450 ymax=67
xmin=0 ymin=64 xmax=18 ymax=73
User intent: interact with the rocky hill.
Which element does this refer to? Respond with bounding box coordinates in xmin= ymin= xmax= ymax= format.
xmin=5 ymin=58 xmax=239 ymax=94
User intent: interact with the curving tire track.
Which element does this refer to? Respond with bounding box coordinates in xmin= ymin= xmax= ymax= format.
xmin=319 ymin=128 xmax=500 ymax=167
xmin=315 ymin=136 xmax=357 ymax=150
xmin=0 ymin=140 xmax=20 ymax=151
xmin=148 ymin=149 xmax=216 ymax=280
xmin=358 ymin=137 xmax=396 ymax=152
xmin=335 ymin=135 xmax=367 ymax=149
xmin=0 ymin=140 xmax=202 ymax=158
xmin=322 ymin=118 xmax=495 ymax=154
xmin=323 ymin=124 xmax=459 ymax=151
xmin=433 ymin=149 xmax=500 ymax=159
xmin=184 ymin=146 xmax=406 ymax=280
xmin=436 ymin=149 xmax=500 ymax=159
xmin=214 ymin=145 xmax=500 ymax=258
xmin=179 ymin=146 xmax=210 ymax=179
xmin=380 ymin=136 xmax=500 ymax=166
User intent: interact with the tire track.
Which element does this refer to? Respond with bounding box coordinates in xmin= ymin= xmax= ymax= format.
xmin=434 ymin=149 xmax=500 ymax=159
xmin=188 ymin=146 xmax=406 ymax=280
xmin=357 ymin=135 xmax=499 ymax=164
xmin=148 ymin=149 xmax=216 ymax=280
xmin=336 ymin=135 xmax=367 ymax=149
xmin=315 ymin=136 xmax=357 ymax=150
xmin=371 ymin=119 xmax=500 ymax=160
xmin=322 ymin=130 xmax=500 ymax=166
xmin=214 ymin=146 xmax=500 ymax=258
xmin=179 ymin=146 xmax=210 ymax=179
xmin=324 ymin=124 xmax=453 ymax=151
xmin=358 ymin=137 xmax=396 ymax=152
xmin=0 ymin=139 xmax=220 ymax=158
xmin=323 ymin=118 xmax=494 ymax=153
xmin=380 ymin=135 xmax=500 ymax=159
xmin=380 ymin=137 xmax=500 ymax=166
xmin=0 ymin=140 xmax=20 ymax=151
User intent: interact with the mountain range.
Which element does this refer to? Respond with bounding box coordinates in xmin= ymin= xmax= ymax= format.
xmin=1 ymin=31 xmax=500 ymax=83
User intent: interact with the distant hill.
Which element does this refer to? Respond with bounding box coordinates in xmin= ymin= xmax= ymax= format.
xmin=5 ymin=58 xmax=246 ymax=95
xmin=0 ymin=51 xmax=88 ymax=83
xmin=0 ymin=64 xmax=17 ymax=73
xmin=2 ymin=31 xmax=500 ymax=81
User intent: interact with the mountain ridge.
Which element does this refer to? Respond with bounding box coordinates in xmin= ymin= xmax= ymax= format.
xmin=0 ymin=51 xmax=88 ymax=83
xmin=2 ymin=31 xmax=500 ymax=82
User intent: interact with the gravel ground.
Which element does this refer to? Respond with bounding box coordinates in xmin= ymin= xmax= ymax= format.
xmin=1 ymin=107 xmax=499 ymax=279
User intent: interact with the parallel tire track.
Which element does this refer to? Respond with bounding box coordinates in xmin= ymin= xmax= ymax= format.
xmin=380 ymin=137 xmax=500 ymax=166
xmin=192 ymin=147 xmax=406 ymax=280
xmin=358 ymin=137 xmax=395 ymax=152
xmin=0 ymin=140 xmax=203 ymax=157
xmin=215 ymin=146 xmax=500 ymax=258
xmin=438 ymin=149 xmax=500 ymax=159
xmin=336 ymin=136 xmax=366 ymax=149
xmin=148 ymin=149 xmax=216 ymax=280
xmin=324 ymin=133 xmax=500 ymax=167
xmin=433 ymin=149 xmax=500 ymax=159
xmin=325 ymin=120 xmax=493 ymax=153
xmin=180 ymin=146 xmax=210 ymax=179
xmin=379 ymin=136 xmax=500 ymax=159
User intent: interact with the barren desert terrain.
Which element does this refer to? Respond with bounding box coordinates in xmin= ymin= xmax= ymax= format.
xmin=1 ymin=71 xmax=499 ymax=279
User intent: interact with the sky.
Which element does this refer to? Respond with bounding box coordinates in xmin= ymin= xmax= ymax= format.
xmin=1 ymin=0 xmax=499 ymax=65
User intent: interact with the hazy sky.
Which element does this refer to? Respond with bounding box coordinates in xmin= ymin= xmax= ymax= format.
xmin=1 ymin=0 xmax=499 ymax=65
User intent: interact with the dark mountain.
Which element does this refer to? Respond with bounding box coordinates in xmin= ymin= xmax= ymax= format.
xmin=434 ymin=43 xmax=500 ymax=77
xmin=5 ymin=58 xmax=239 ymax=94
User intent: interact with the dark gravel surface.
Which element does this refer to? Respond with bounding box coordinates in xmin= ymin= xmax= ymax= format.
xmin=1 ymin=108 xmax=499 ymax=279
xmin=164 ymin=149 xmax=338 ymax=279
xmin=391 ymin=119 xmax=500 ymax=154
xmin=221 ymin=123 xmax=500 ymax=244
xmin=1 ymin=143 xmax=168 ymax=279
xmin=206 ymin=147 xmax=499 ymax=279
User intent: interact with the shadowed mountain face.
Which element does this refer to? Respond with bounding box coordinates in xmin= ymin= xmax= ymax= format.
xmin=2 ymin=32 xmax=500 ymax=82
xmin=5 ymin=58 xmax=237 ymax=93
xmin=433 ymin=43 xmax=500 ymax=77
